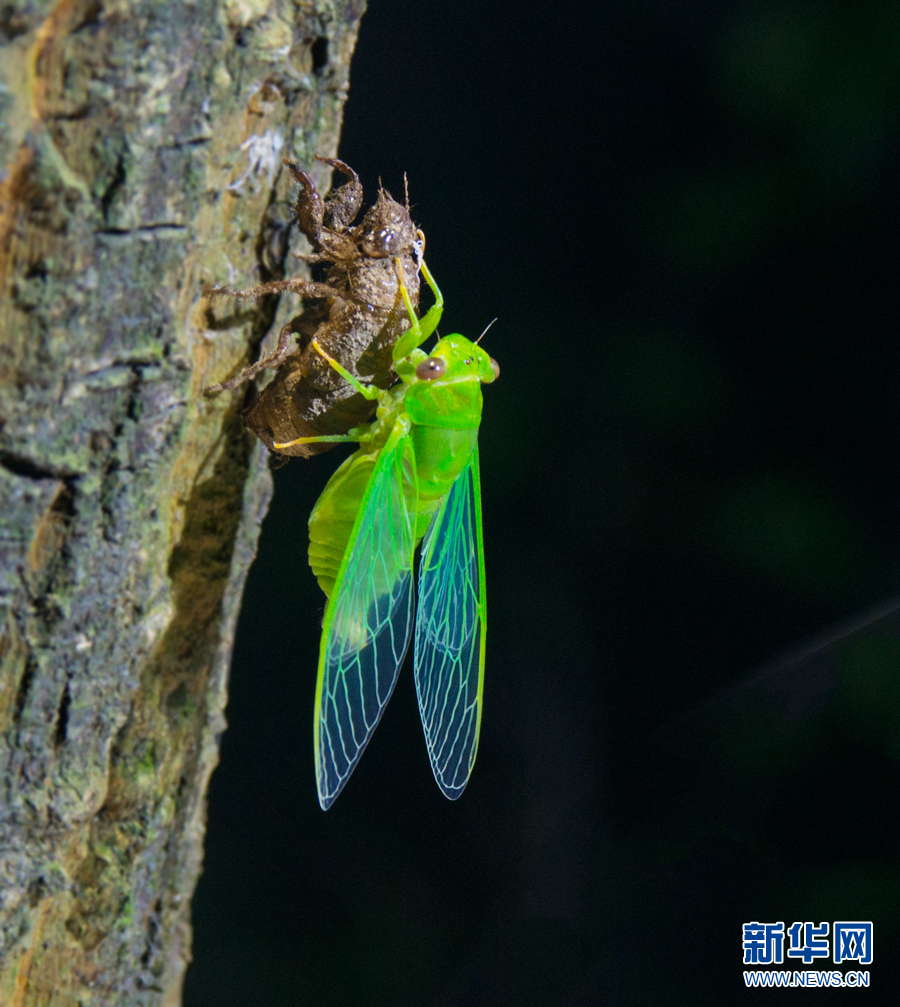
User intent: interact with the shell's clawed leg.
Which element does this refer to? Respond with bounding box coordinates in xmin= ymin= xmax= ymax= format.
xmin=392 ymin=249 xmax=444 ymax=360
xmin=284 ymin=160 xmax=325 ymax=243
xmin=205 ymin=321 xmax=299 ymax=393
xmin=203 ymin=278 xmax=336 ymax=301
xmin=284 ymin=156 xmax=362 ymax=243
xmin=315 ymin=156 xmax=363 ymax=231
xmin=204 ymin=275 xmax=342 ymax=393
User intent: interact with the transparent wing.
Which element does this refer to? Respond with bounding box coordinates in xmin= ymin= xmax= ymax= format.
xmin=315 ymin=431 xmax=417 ymax=809
xmin=414 ymin=446 xmax=486 ymax=799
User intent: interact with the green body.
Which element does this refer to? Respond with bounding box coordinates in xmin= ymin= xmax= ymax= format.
xmin=281 ymin=260 xmax=498 ymax=807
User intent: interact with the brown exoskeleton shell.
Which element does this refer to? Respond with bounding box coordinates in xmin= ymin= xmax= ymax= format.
xmin=205 ymin=156 xmax=424 ymax=457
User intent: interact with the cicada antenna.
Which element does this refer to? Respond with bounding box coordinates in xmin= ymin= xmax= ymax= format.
xmin=475 ymin=319 xmax=498 ymax=345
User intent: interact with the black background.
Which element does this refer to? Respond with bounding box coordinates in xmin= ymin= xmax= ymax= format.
xmin=185 ymin=2 xmax=900 ymax=1003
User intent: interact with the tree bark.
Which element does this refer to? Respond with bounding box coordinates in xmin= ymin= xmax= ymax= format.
xmin=0 ymin=1 xmax=365 ymax=1003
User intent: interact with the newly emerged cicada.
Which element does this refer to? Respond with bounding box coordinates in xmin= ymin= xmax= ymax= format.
xmin=206 ymin=157 xmax=440 ymax=457
xmin=277 ymin=262 xmax=498 ymax=808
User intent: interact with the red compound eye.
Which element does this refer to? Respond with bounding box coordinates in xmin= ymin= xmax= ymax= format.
xmin=415 ymin=357 xmax=447 ymax=381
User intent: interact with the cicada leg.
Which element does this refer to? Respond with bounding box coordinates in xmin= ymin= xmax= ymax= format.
xmin=274 ymin=418 xmax=371 ymax=451
xmin=306 ymin=339 xmax=381 ymax=400
xmin=271 ymin=339 xmax=383 ymax=449
xmin=392 ymin=244 xmax=444 ymax=361
xmin=273 ymin=432 xmax=359 ymax=449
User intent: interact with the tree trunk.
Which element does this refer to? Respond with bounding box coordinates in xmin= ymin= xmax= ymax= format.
xmin=0 ymin=1 xmax=365 ymax=1003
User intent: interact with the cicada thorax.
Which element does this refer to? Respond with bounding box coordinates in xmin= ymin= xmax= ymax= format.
xmin=242 ymin=168 xmax=423 ymax=458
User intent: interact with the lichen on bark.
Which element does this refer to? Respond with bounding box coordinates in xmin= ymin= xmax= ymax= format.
xmin=0 ymin=1 xmax=366 ymax=1003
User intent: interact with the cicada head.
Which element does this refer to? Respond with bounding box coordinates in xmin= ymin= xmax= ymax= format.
xmin=405 ymin=335 xmax=498 ymax=429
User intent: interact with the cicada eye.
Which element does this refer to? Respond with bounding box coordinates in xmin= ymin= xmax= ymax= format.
xmin=415 ymin=356 xmax=447 ymax=381
xmin=490 ymin=357 xmax=500 ymax=379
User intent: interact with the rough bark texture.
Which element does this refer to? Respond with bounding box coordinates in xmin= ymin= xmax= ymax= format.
xmin=0 ymin=1 xmax=365 ymax=1003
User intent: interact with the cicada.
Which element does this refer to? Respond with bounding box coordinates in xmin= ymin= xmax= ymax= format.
xmin=281 ymin=262 xmax=498 ymax=808
xmin=206 ymin=157 xmax=436 ymax=458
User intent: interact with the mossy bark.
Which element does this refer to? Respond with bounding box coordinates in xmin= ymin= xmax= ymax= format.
xmin=0 ymin=1 xmax=365 ymax=1003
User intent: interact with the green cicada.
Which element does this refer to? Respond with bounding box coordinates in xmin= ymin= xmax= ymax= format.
xmin=278 ymin=261 xmax=498 ymax=808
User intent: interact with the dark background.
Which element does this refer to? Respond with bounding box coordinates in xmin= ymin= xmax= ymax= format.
xmin=185 ymin=1 xmax=900 ymax=1003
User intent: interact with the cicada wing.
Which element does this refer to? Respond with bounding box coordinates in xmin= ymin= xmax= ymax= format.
xmin=414 ymin=446 xmax=486 ymax=800
xmin=315 ymin=432 xmax=417 ymax=809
